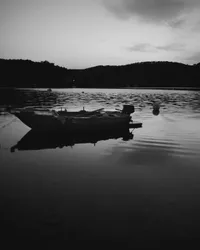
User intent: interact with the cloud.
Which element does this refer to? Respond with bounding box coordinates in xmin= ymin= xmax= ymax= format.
xmin=127 ymin=43 xmax=154 ymax=52
xmin=127 ymin=43 xmax=185 ymax=52
xmin=192 ymin=19 xmax=200 ymax=31
xmin=156 ymin=43 xmax=185 ymax=51
xmin=184 ymin=51 xmax=200 ymax=64
xmin=102 ymin=0 xmax=200 ymax=24
xmin=167 ymin=18 xmax=186 ymax=28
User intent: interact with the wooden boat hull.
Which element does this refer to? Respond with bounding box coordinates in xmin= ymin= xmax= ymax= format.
xmin=13 ymin=110 xmax=132 ymax=131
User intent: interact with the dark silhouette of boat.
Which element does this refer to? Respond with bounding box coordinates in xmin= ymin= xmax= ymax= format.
xmin=10 ymin=127 xmax=135 ymax=152
xmin=10 ymin=105 xmax=138 ymax=131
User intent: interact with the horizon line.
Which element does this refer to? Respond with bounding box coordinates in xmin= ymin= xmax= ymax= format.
xmin=0 ymin=57 xmax=198 ymax=70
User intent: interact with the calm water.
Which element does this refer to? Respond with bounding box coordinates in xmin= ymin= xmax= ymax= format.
xmin=1 ymin=88 xmax=200 ymax=248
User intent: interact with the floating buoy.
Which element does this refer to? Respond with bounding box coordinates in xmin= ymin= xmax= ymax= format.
xmin=152 ymin=102 xmax=160 ymax=116
xmin=152 ymin=109 xmax=160 ymax=116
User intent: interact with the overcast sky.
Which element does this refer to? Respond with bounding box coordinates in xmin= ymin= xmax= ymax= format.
xmin=0 ymin=0 xmax=200 ymax=68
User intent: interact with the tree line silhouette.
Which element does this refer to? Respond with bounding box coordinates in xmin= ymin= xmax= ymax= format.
xmin=0 ymin=58 xmax=200 ymax=89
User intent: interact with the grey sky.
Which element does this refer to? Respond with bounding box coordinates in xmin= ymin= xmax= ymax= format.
xmin=0 ymin=0 xmax=200 ymax=68
xmin=102 ymin=0 xmax=200 ymax=24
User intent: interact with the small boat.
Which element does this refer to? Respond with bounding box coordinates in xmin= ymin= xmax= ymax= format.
xmin=47 ymin=88 xmax=52 ymax=92
xmin=10 ymin=105 xmax=139 ymax=131
xmin=10 ymin=127 xmax=134 ymax=152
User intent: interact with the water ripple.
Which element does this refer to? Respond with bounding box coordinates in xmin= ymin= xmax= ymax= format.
xmin=0 ymin=88 xmax=200 ymax=113
xmin=0 ymin=88 xmax=200 ymax=162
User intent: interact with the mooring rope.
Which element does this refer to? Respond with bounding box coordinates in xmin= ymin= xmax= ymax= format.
xmin=0 ymin=117 xmax=17 ymax=130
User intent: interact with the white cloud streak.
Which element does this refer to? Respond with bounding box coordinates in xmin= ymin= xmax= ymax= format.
xmin=127 ymin=43 xmax=185 ymax=52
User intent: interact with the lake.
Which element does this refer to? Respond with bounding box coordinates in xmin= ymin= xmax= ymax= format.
xmin=1 ymin=88 xmax=200 ymax=248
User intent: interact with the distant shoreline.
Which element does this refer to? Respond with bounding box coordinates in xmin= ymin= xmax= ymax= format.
xmin=1 ymin=87 xmax=200 ymax=91
xmin=123 ymin=87 xmax=200 ymax=91
xmin=1 ymin=59 xmax=200 ymax=89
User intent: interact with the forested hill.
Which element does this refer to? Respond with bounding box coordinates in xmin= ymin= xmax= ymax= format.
xmin=0 ymin=59 xmax=200 ymax=88
xmin=0 ymin=59 xmax=75 ymax=88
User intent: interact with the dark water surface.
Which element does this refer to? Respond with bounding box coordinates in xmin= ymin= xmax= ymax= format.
xmin=1 ymin=88 xmax=200 ymax=248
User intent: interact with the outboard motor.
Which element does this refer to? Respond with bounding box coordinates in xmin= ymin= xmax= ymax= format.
xmin=122 ymin=105 xmax=135 ymax=114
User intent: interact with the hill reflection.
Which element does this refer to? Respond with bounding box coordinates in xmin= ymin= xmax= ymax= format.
xmin=11 ymin=128 xmax=134 ymax=152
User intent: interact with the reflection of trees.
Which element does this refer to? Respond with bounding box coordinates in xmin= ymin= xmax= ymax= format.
xmin=0 ymin=59 xmax=200 ymax=89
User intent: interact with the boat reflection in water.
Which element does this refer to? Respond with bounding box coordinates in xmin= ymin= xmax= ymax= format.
xmin=10 ymin=126 xmax=139 ymax=152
